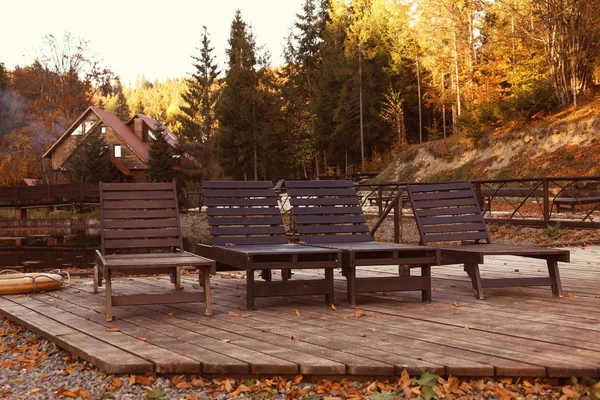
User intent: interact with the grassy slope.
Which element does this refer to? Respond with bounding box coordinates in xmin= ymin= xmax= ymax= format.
xmin=383 ymin=97 xmax=600 ymax=183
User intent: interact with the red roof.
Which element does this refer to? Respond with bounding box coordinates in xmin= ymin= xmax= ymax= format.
xmin=43 ymin=107 xmax=178 ymax=167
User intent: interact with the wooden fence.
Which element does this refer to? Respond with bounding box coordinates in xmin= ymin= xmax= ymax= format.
xmin=0 ymin=183 xmax=99 ymax=207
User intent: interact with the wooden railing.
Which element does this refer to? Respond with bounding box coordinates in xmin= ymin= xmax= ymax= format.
xmin=0 ymin=183 xmax=99 ymax=207
xmin=356 ymin=176 xmax=600 ymax=242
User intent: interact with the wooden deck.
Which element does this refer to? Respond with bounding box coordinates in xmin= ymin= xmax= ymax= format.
xmin=0 ymin=246 xmax=599 ymax=378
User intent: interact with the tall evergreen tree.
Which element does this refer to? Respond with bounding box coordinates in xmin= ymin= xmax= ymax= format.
xmin=113 ymin=77 xmax=131 ymax=121
xmin=65 ymin=129 xmax=117 ymax=183
xmin=178 ymin=26 xmax=220 ymax=182
xmin=148 ymin=122 xmax=178 ymax=182
xmin=214 ymin=10 xmax=260 ymax=180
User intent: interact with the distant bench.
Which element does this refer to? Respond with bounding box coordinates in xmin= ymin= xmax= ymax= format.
xmin=553 ymin=196 xmax=600 ymax=213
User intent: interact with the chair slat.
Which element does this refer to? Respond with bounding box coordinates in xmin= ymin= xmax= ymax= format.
xmin=299 ymin=233 xmax=372 ymax=243
xmin=104 ymin=238 xmax=181 ymax=249
xmin=203 ymin=189 xmax=276 ymax=198
xmin=422 ymin=231 xmax=490 ymax=243
xmin=290 ymin=197 xmax=359 ymax=206
xmin=210 ymin=226 xmax=287 ymax=236
xmin=411 ymin=197 xmax=478 ymax=209
xmin=101 ymin=182 xmax=174 ymax=191
xmin=408 ymin=181 xmax=473 ymax=192
xmin=103 ymin=200 xmax=176 ymax=210
xmin=103 ymin=228 xmax=180 ymax=240
xmin=420 ymin=222 xmax=487 ymax=234
xmin=298 ymin=225 xmax=370 ymax=234
xmin=287 ymin=188 xmax=357 ymax=197
xmin=286 ymin=180 xmax=352 ymax=188
xmin=294 ymin=215 xmax=366 ymax=224
xmin=104 ymin=219 xmax=178 ymax=229
xmin=211 ymin=236 xmax=288 ymax=246
xmin=206 ymin=207 xmax=280 ymax=217
xmin=207 ymin=216 xmax=283 ymax=226
xmin=101 ymin=191 xmax=175 ymax=200
xmin=409 ymin=189 xmax=474 ymax=201
xmin=291 ymin=206 xmax=364 ymax=215
xmin=103 ymin=209 xmax=178 ymax=219
xmin=204 ymin=198 xmax=279 ymax=207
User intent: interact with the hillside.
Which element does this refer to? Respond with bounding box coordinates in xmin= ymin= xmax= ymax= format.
xmin=380 ymin=99 xmax=600 ymax=183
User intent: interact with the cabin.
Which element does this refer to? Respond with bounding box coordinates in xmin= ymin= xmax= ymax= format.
xmin=43 ymin=107 xmax=178 ymax=183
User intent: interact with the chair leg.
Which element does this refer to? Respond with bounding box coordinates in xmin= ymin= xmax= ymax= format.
xmin=105 ymin=267 xmax=113 ymax=322
xmin=421 ymin=265 xmax=432 ymax=302
xmin=281 ymin=269 xmax=292 ymax=281
xmin=398 ymin=265 xmax=410 ymax=277
xmin=171 ymin=267 xmax=181 ymax=290
xmin=260 ymin=270 xmax=272 ymax=282
xmin=547 ymin=259 xmax=563 ymax=297
xmin=93 ymin=264 xmax=99 ymax=293
xmin=465 ymin=263 xmax=484 ymax=300
xmin=201 ymin=268 xmax=212 ymax=316
xmin=246 ymin=271 xmax=256 ymax=311
xmin=325 ymin=268 xmax=334 ymax=306
xmin=346 ymin=266 xmax=357 ymax=306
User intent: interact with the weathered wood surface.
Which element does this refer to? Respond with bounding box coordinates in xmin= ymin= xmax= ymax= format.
xmin=0 ymin=246 xmax=598 ymax=378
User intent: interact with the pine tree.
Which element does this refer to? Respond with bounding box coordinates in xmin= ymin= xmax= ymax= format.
xmin=65 ymin=129 xmax=117 ymax=183
xmin=148 ymin=121 xmax=177 ymax=182
xmin=178 ymin=26 xmax=220 ymax=182
xmin=113 ymin=77 xmax=131 ymax=121
xmin=214 ymin=10 xmax=260 ymax=180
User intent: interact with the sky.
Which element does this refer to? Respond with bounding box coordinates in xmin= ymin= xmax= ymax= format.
xmin=0 ymin=0 xmax=305 ymax=86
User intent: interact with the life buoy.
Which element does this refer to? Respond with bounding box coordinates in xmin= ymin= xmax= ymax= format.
xmin=0 ymin=270 xmax=67 ymax=295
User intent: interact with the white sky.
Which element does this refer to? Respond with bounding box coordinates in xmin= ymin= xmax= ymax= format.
xmin=1 ymin=0 xmax=304 ymax=86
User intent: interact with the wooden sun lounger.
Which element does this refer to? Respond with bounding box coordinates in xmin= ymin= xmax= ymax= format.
xmin=94 ymin=182 xmax=214 ymax=321
xmin=407 ymin=181 xmax=569 ymax=299
xmin=196 ymin=181 xmax=341 ymax=311
xmin=286 ymin=180 xmax=438 ymax=305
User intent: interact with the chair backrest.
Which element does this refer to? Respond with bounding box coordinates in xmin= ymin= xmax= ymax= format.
xmin=99 ymin=182 xmax=183 ymax=255
xmin=406 ymin=181 xmax=491 ymax=245
xmin=202 ymin=181 xmax=288 ymax=246
xmin=286 ymin=180 xmax=371 ymax=244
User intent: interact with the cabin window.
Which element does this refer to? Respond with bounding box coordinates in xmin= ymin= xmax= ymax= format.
xmin=72 ymin=123 xmax=84 ymax=136
xmin=113 ymin=144 xmax=122 ymax=158
xmin=101 ymin=126 xmax=106 ymax=134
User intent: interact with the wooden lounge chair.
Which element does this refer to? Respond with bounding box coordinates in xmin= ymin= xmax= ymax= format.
xmin=407 ymin=181 xmax=569 ymax=299
xmin=94 ymin=182 xmax=214 ymax=321
xmin=286 ymin=180 xmax=439 ymax=305
xmin=196 ymin=181 xmax=341 ymax=311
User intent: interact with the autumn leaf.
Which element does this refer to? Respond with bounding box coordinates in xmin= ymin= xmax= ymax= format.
xmin=294 ymin=375 xmax=303 ymax=384
xmin=167 ymin=313 xmax=174 ymax=317
xmin=290 ymin=336 xmax=299 ymax=341
xmin=231 ymin=383 xmax=251 ymax=398
xmin=355 ymin=309 xmax=365 ymax=317
xmin=295 ymin=309 xmax=300 ymax=316
xmin=222 ymin=339 xmax=231 ymax=343
xmin=137 ymin=337 xmax=147 ymax=342
xmin=30 ymin=388 xmax=43 ymax=393
xmin=329 ymin=304 xmax=337 ymax=311
xmin=113 ymin=377 xmax=123 ymax=388
xmin=228 ymin=311 xmax=240 ymax=317
xmin=105 ymin=328 xmax=120 ymax=333
xmin=452 ymin=302 xmax=460 ymax=307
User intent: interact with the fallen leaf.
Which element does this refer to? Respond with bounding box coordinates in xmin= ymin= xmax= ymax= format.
xmin=359 ymin=333 xmax=366 ymax=337
xmin=228 ymin=311 xmax=240 ymax=317
xmin=231 ymin=383 xmax=250 ymax=397
xmin=452 ymin=302 xmax=460 ymax=307
xmin=222 ymin=339 xmax=231 ymax=343
xmin=295 ymin=309 xmax=300 ymax=316
xmin=105 ymin=328 xmax=120 ymax=333
xmin=294 ymin=375 xmax=303 ymax=384
xmin=355 ymin=309 xmax=365 ymax=318
xmin=137 ymin=337 xmax=148 ymax=342
xmin=167 ymin=313 xmax=174 ymax=317
xmin=329 ymin=304 xmax=337 ymax=311
xmin=113 ymin=377 xmax=122 ymax=388
xmin=30 ymin=388 xmax=43 ymax=393
xmin=79 ymin=389 xmax=92 ymax=398
xmin=290 ymin=336 xmax=299 ymax=340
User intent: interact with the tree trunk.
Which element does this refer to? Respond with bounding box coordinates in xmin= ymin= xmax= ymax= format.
xmin=416 ymin=56 xmax=423 ymax=144
xmin=358 ymin=43 xmax=365 ymax=171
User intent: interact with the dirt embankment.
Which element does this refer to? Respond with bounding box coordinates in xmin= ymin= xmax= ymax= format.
xmin=382 ymin=103 xmax=600 ymax=183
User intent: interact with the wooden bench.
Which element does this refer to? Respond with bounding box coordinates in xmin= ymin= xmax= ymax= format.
xmin=197 ymin=181 xmax=341 ymax=311
xmin=94 ymin=182 xmax=214 ymax=321
xmin=407 ymin=181 xmax=569 ymax=300
xmin=287 ymin=180 xmax=438 ymax=305
xmin=553 ymin=196 xmax=600 ymax=213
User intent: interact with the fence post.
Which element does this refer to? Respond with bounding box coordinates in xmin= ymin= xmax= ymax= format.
xmin=377 ymin=186 xmax=383 ymax=216
xmin=393 ymin=194 xmax=400 ymax=243
xmin=474 ymin=181 xmax=483 ymax=210
xmin=543 ymin=178 xmax=550 ymax=227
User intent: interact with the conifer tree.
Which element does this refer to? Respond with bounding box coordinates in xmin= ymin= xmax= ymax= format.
xmin=178 ymin=26 xmax=220 ymax=182
xmin=148 ymin=121 xmax=177 ymax=182
xmin=113 ymin=77 xmax=131 ymax=121
xmin=214 ymin=10 xmax=260 ymax=180
xmin=66 ymin=129 xmax=117 ymax=183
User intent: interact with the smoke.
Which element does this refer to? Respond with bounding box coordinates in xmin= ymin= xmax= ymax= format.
xmin=0 ymin=88 xmax=28 ymax=141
